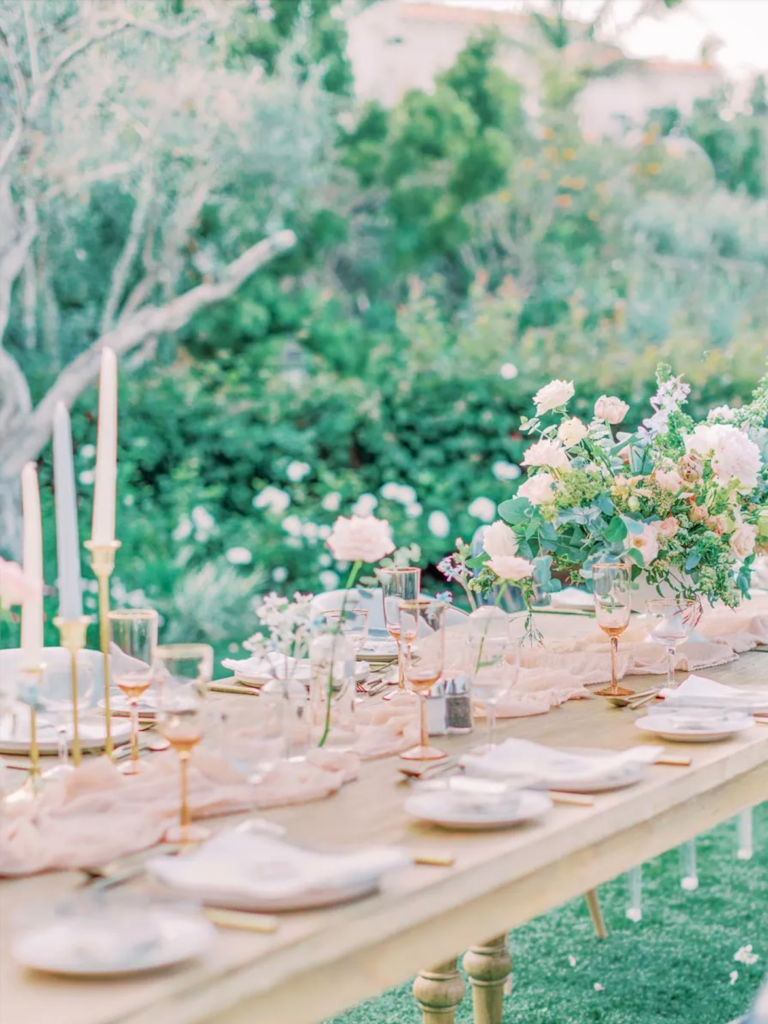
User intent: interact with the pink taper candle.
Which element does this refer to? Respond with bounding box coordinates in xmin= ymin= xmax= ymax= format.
xmin=91 ymin=347 xmax=118 ymax=545
xmin=20 ymin=462 xmax=44 ymax=670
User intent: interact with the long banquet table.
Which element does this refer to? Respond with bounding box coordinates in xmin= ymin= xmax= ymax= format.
xmin=1 ymin=618 xmax=767 ymax=1024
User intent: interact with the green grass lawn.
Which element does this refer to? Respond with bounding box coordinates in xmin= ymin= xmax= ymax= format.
xmin=327 ymin=803 xmax=768 ymax=1024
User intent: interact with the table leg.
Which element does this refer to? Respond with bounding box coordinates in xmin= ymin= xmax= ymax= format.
xmin=463 ymin=934 xmax=512 ymax=1024
xmin=413 ymin=958 xmax=465 ymax=1024
xmin=584 ymin=888 xmax=607 ymax=939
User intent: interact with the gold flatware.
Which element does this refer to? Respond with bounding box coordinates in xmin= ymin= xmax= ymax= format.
xmin=413 ymin=851 xmax=456 ymax=867
xmin=549 ymin=791 xmax=595 ymax=807
xmin=209 ymin=683 xmax=260 ymax=696
xmin=654 ymin=753 xmax=692 ymax=767
xmin=606 ymin=688 xmax=657 ymax=708
xmin=398 ymin=757 xmax=457 ymax=780
xmin=203 ymin=908 xmax=279 ymax=933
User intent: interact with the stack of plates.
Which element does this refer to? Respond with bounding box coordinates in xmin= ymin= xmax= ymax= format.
xmin=0 ymin=705 xmax=131 ymax=755
xmin=405 ymin=775 xmax=551 ymax=831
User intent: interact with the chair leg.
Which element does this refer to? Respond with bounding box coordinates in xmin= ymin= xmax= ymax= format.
xmin=737 ymin=809 xmax=753 ymax=860
xmin=584 ymin=888 xmax=607 ymax=939
xmin=626 ymin=864 xmax=642 ymax=922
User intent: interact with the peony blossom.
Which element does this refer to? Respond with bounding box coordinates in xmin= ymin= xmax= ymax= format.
xmin=655 ymin=469 xmax=683 ymax=493
xmin=0 ymin=558 xmax=38 ymax=608
xmin=684 ymin=424 xmax=761 ymax=492
xmin=523 ymin=438 xmax=569 ymax=471
xmin=706 ymin=515 xmax=729 ymax=536
xmin=730 ymin=523 xmax=757 ymax=561
xmin=533 ymin=379 xmax=574 ymax=416
xmin=327 ymin=515 xmax=395 ymax=564
xmin=518 ymin=472 xmax=556 ymax=506
xmin=487 ymin=554 xmax=534 ymax=582
xmin=657 ymin=517 xmax=679 ymax=539
xmin=594 ymin=395 xmax=630 ymax=424
xmin=483 ymin=521 xmax=519 ymax=559
xmin=557 ymin=417 xmax=588 ymax=448
xmin=628 ymin=523 xmax=659 ymax=565
xmin=689 ymin=505 xmax=709 ymax=523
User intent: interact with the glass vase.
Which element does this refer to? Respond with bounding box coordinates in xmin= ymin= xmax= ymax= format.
xmin=309 ymin=631 xmax=357 ymax=751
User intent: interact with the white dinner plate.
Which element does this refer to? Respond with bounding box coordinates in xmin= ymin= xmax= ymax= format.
xmin=635 ymin=712 xmax=754 ymax=743
xmin=463 ymin=747 xmax=647 ymax=793
xmin=0 ymin=710 xmax=131 ymax=755
xmin=404 ymin=789 xmax=552 ymax=830
xmin=12 ymin=909 xmax=214 ymax=977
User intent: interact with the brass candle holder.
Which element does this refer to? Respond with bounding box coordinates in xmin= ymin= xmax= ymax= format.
xmin=84 ymin=539 xmax=121 ymax=760
xmin=53 ymin=616 xmax=90 ymax=767
xmin=6 ymin=663 xmax=45 ymax=803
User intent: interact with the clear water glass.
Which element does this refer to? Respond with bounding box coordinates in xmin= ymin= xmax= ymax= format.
xmin=645 ymin=597 xmax=697 ymax=689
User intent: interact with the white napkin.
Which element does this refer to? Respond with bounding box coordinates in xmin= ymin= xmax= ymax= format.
xmin=148 ymin=832 xmax=408 ymax=901
xmin=549 ymin=587 xmax=593 ymax=611
xmin=661 ymin=674 xmax=768 ymax=711
xmin=221 ymin=652 xmax=310 ymax=681
xmin=462 ymin=738 xmax=663 ymax=787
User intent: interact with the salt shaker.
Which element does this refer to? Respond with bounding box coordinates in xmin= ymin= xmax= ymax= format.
xmin=446 ymin=675 xmax=473 ymax=734
xmin=427 ymin=680 xmax=448 ymax=736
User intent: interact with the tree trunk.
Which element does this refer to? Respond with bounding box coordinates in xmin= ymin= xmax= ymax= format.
xmin=0 ymin=474 xmax=22 ymax=560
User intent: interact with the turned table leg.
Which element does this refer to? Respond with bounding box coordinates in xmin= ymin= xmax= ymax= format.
xmin=413 ymin=958 xmax=466 ymax=1024
xmin=463 ymin=934 xmax=512 ymax=1024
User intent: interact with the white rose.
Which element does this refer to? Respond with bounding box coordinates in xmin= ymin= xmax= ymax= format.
xmin=594 ymin=395 xmax=630 ymax=424
xmin=483 ymin=521 xmax=519 ymax=559
xmin=628 ymin=523 xmax=659 ymax=566
xmin=428 ymin=510 xmax=450 ymax=538
xmin=684 ymin=424 xmax=761 ymax=492
xmin=327 ymin=514 xmax=395 ymax=563
xmin=655 ymin=469 xmax=683 ymax=493
xmin=533 ymin=379 xmax=574 ymax=415
xmin=487 ymin=554 xmax=534 ymax=582
xmin=730 ymin=523 xmax=757 ymax=561
xmin=518 ymin=472 xmax=556 ymax=506
xmin=523 ymin=438 xmax=569 ymax=471
xmin=468 ymin=497 xmax=496 ymax=522
xmin=557 ymin=417 xmax=588 ymax=448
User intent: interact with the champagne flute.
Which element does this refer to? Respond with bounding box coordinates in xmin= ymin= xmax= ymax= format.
xmin=324 ymin=608 xmax=369 ymax=654
xmin=154 ymin=643 xmax=213 ymax=845
xmin=592 ymin=562 xmax=634 ymax=697
xmin=109 ymin=609 xmax=158 ymax=776
xmin=377 ymin=567 xmax=421 ymax=692
xmin=645 ymin=598 xmax=698 ymax=690
xmin=399 ymin=599 xmax=447 ymax=761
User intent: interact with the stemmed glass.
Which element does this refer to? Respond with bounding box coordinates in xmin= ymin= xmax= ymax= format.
xmin=40 ymin=662 xmax=95 ymax=780
xmin=467 ymin=609 xmax=518 ymax=753
xmin=377 ymin=567 xmax=421 ymax=692
xmin=109 ymin=609 xmax=159 ymax=776
xmin=154 ymin=643 xmax=214 ymax=845
xmin=220 ymin=694 xmax=286 ymax=784
xmin=324 ymin=608 xmax=369 ymax=654
xmin=399 ymin=599 xmax=447 ymax=761
xmin=592 ymin=562 xmax=634 ymax=697
xmin=645 ymin=598 xmax=698 ymax=690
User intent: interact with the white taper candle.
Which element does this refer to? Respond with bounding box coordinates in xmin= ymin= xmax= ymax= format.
xmin=20 ymin=462 xmax=44 ymax=670
xmin=53 ymin=402 xmax=83 ymax=620
xmin=91 ymin=347 xmax=118 ymax=545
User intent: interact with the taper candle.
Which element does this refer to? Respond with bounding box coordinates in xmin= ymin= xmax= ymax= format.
xmin=53 ymin=402 xmax=83 ymax=620
xmin=20 ymin=462 xmax=44 ymax=671
xmin=91 ymin=347 xmax=118 ymax=545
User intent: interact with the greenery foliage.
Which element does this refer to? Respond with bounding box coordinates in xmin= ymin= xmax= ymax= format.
xmin=4 ymin=2 xmax=768 ymax=666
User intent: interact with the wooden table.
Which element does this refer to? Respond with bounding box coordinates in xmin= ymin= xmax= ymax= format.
xmin=1 ymin=637 xmax=767 ymax=1024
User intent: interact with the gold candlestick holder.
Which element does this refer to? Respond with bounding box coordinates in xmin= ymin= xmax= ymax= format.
xmin=53 ymin=616 xmax=90 ymax=767
xmin=6 ymin=663 xmax=45 ymax=803
xmin=85 ymin=539 xmax=121 ymax=760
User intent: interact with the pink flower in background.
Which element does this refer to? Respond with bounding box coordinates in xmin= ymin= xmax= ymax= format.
xmin=0 ymin=558 xmax=38 ymax=608
xmin=657 ymin=517 xmax=680 ymax=539
xmin=730 ymin=523 xmax=757 ymax=561
xmin=518 ymin=472 xmax=556 ymax=506
xmin=482 ymin=521 xmax=519 ymax=559
xmin=628 ymin=523 xmax=659 ymax=565
xmin=487 ymin=554 xmax=534 ymax=582
xmin=594 ymin=395 xmax=629 ymax=424
xmin=655 ymin=469 xmax=683 ymax=493
xmin=532 ymin=379 xmax=574 ymax=415
xmin=523 ymin=439 xmax=569 ymax=471
xmin=327 ymin=514 xmax=395 ymax=564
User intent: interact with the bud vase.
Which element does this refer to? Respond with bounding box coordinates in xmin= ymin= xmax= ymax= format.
xmin=308 ymin=631 xmax=357 ymax=750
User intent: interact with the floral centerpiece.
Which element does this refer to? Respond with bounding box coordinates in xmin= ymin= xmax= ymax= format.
xmin=462 ymin=365 xmax=768 ymax=633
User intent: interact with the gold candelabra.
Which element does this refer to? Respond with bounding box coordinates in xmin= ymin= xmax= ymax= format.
xmin=53 ymin=616 xmax=90 ymax=767
xmin=84 ymin=540 xmax=121 ymax=760
xmin=6 ymin=663 xmax=45 ymax=802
